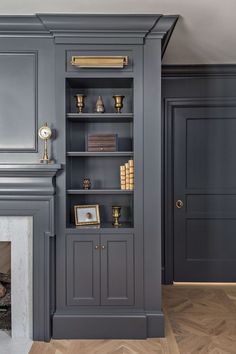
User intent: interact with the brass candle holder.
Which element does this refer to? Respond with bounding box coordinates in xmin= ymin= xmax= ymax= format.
xmin=113 ymin=95 xmax=125 ymax=113
xmin=75 ymin=94 xmax=86 ymax=113
xmin=112 ymin=206 xmax=122 ymax=227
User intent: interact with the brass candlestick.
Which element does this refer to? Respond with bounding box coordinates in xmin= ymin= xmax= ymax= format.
xmin=113 ymin=95 xmax=125 ymax=113
xmin=112 ymin=206 xmax=122 ymax=227
xmin=75 ymin=94 xmax=86 ymax=113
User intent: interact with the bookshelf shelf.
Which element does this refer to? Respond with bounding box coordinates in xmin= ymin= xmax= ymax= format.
xmin=66 ymin=222 xmax=134 ymax=233
xmin=67 ymin=113 xmax=133 ymax=123
xmin=67 ymin=151 xmax=134 ymax=157
xmin=67 ymin=189 xmax=134 ymax=195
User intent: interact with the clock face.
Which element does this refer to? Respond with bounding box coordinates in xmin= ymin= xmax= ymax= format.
xmin=38 ymin=125 xmax=52 ymax=140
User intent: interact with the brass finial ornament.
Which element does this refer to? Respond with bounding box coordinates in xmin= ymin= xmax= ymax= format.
xmin=95 ymin=96 xmax=105 ymax=113
xmin=83 ymin=178 xmax=91 ymax=190
xmin=113 ymin=95 xmax=125 ymax=113
xmin=75 ymin=94 xmax=86 ymax=113
xmin=38 ymin=123 xmax=52 ymax=164
xmin=112 ymin=206 xmax=122 ymax=227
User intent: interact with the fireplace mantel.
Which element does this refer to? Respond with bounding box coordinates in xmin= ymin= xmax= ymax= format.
xmin=0 ymin=164 xmax=61 ymax=195
xmin=0 ymin=163 xmax=61 ymax=341
xmin=0 ymin=164 xmax=60 ymax=171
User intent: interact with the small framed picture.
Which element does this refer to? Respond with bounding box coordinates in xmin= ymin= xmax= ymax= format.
xmin=74 ymin=204 xmax=100 ymax=226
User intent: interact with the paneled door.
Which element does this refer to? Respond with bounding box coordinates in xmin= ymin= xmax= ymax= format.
xmin=174 ymin=104 xmax=236 ymax=281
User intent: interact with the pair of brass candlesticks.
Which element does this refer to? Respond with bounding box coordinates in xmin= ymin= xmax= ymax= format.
xmin=112 ymin=206 xmax=122 ymax=227
xmin=75 ymin=94 xmax=125 ymax=113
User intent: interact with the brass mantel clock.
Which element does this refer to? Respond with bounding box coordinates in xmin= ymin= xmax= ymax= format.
xmin=38 ymin=122 xmax=52 ymax=163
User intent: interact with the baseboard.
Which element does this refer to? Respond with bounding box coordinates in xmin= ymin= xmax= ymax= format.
xmin=52 ymin=311 xmax=164 ymax=339
xmin=146 ymin=312 xmax=165 ymax=337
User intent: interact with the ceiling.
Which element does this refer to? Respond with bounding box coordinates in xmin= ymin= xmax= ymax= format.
xmin=0 ymin=0 xmax=234 ymax=64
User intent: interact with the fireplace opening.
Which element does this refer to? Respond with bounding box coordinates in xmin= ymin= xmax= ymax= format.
xmin=0 ymin=242 xmax=11 ymax=331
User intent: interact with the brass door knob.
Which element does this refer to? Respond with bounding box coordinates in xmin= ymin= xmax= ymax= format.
xmin=176 ymin=200 xmax=184 ymax=209
xmin=95 ymin=245 xmax=99 ymax=250
xmin=101 ymin=245 xmax=105 ymax=250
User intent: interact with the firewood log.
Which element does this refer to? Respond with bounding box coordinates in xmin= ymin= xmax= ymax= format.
xmin=0 ymin=281 xmax=6 ymax=298
xmin=0 ymin=272 xmax=10 ymax=284
xmin=0 ymin=287 xmax=10 ymax=306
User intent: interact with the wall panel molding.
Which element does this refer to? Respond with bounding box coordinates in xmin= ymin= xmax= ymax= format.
xmin=0 ymin=51 xmax=38 ymax=152
xmin=162 ymin=64 xmax=236 ymax=78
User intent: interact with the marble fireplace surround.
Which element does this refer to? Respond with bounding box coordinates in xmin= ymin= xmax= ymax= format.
xmin=0 ymin=164 xmax=61 ymax=342
xmin=0 ymin=217 xmax=33 ymax=338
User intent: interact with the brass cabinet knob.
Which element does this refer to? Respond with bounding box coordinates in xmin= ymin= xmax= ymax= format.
xmin=95 ymin=245 xmax=99 ymax=250
xmin=101 ymin=245 xmax=105 ymax=250
xmin=176 ymin=200 xmax=184 ymax=209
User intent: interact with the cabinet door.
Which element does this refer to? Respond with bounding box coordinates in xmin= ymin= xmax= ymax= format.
xmin=67 ymin=234 xmax=100 ymax=306
xmin=101 ymin=234 xmax=134 ymax=306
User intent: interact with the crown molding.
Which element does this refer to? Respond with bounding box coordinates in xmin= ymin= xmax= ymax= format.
xmin=0 ymin=15 xmax=48 ymax=36
xmin=0 ymin=14 xmax=179 ymax=50
xmin=38 ymin=14 xmax=161 ymax=39
xmin=145 ymin=15 xmax=178 ymax=57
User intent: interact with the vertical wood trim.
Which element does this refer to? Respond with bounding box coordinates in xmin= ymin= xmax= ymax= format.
xmin=143 ymin=38 xmax=162 ymax=311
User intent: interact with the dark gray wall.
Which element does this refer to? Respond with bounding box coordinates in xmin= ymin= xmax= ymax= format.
xmin=162 ymin=65 xmax=236 ymax=283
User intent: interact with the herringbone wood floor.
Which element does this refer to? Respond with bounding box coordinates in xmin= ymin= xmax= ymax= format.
xmin=30 ymin=284 xmax=236 ymax=354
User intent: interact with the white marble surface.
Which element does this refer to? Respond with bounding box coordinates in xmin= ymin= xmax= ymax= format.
xmin=0 ymin=217 xmax=33 ymax=339
xmin=0 ymin=331 xmax=32 ymax=354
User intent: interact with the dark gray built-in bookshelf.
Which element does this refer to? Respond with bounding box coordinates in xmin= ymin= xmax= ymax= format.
xmin=52 ymin=14 xmax=178 ymax=339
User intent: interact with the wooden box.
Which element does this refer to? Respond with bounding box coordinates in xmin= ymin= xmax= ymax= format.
xmin=87 ymin=134 xmax=118 ymax=152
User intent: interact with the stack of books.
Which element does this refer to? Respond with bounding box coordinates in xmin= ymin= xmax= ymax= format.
xmin=120 ymin=159 xmax=134 ymax=190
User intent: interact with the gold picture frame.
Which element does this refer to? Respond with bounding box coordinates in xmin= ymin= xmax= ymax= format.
xmin=74 ymin=204 xmax=100 ymax=226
